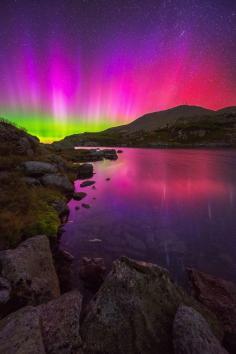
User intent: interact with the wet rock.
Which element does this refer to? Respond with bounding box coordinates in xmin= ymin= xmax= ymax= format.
xmin=41 ymin=173 xmax=74 ymax=193
xmin=59 ymin=249 xmax=74 ymax=262
xmin=0 ymin=306 xmax=45 ymax=354
xmin=77 ymin=163 xmax=94 ymax=179
xmin=173 ymin=305 xmax=228 ymax=354
xmin=187 ymin=268 xmax=236 ymax=353
xmin=76 ymin=149 xmax=104 ymax=162
xmin=102 ymin=149 xmax=118 ymax=160
xmin=73 ymin=192 xmax=87 ymax=201
xmin=38 ymin=290 xmax=83 ymax=354
xmin=81 ymin=257 xmax=221 ymax=354
xmin=82 ymin=203 xmax=90 ymax=209
xmin=21 ymin=161 xmax=58 ymax=177
xmin=80 ymin=180 xmax=95 ymax=187
xmin=0 ymin=235 xmax=60 ymax=309
xmin=79 ymin=257 xmax=106 ymax=292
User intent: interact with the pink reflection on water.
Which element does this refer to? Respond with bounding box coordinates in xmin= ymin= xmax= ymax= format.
xmin=62 ymin=148 xmax=236 ymax=286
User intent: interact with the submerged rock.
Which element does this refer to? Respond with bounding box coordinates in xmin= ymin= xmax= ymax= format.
xmin=21 ymin=161 xmax=58 ymax=177
xmin=80 ymin=180 xmax=96 ymax=188
xmin=73 ymin=192 xmax=87 ymax=201
xmin=81 ymin=257 xmax=221 ymax=354
xmin=77 ymin=163 xmax=94 ymax=179
xmin=82 ymin=203 xmax=90 ymax=209
xmin=0 ymin=306 xmax=45 ymax=354
xmin=79 ymin=257 xmax=106 ymax=291
xmin=41 ymin=173 xmax=74 ymax=193
xmin=173 ymin=305 xmax=228 ymax=354
xmin=0 ymin=235 xmax=60 ymax=310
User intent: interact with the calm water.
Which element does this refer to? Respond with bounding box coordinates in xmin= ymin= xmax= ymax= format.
xmin=61 ymin=148 xmax=236 ymax=286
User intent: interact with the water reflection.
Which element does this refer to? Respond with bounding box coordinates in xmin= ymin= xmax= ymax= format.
xmin=61 ymin=148 xmax=236 ymax=286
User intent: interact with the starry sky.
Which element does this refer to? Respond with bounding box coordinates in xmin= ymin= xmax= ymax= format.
xmin=0 ymin=0 xmax=236 ymax=141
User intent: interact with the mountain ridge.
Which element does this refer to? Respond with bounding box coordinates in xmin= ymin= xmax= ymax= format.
xmin=52 ymin=105 xmax=236 ymax=149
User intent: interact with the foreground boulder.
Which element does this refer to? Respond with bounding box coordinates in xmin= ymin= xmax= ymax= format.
xmin=77 ymin=163 xmax=94 ymax=179
xmin=0 ymin=306 xmax=45 ymax=354
xmin=0 ymin=235 xmax=60 ymax=311
xmin=187 ymin=268 xmax=236 ymax=353
xmin=39 ymin=290 xmax=83 ymax=354
xmin=21 ymin=161 xmax=58 ymax=177
xmin=41 ymin=173 xmax=74 ymax=193
xmin=81 ymin=257 xmax=221 ymax=354
xmin=173 ymin=305 xmax=228 ymax=354
xmin=0 ymin=291 xmax=83 ymax=354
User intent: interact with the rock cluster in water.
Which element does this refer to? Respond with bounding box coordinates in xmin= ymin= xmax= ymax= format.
xmin=0 ymin=235 xmax=235 ymax=353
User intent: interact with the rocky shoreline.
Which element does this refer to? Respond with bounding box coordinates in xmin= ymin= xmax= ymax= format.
xmin=1 ymin=119 xmax=236 ymax=353
xmin=0 ymin=235 xmax=235 ymax=353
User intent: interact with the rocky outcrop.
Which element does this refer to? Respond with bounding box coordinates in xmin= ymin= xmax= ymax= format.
xmin=77 ymin=163 xmax=94 ymax=179
xmin=0 ymin=291 xmax=83 ymax=354
xmin=0 ymin=235 xmax=60 ymax=312
xmin=0 ymin=306 xmax=45 ymax=354
xmin=38 ymin=290 xmax=83 ymax=354
xmin=187 ymin=268 xmax=236 ymax=353
xmin=81 ymin=257 xmax=221 ymax=354
xmin=0 ymin=119 xmax=40 ymax=156
xmin=21 ymin=161 xmax=58 ymax=177
xmin=173 ymin=305 xmax=228 ymax=354
xmin=41 ymin=174 xmax=74 ymax=193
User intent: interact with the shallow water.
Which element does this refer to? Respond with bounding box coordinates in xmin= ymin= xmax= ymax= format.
xmin=61 ymin=148 xmax=236 ymax=286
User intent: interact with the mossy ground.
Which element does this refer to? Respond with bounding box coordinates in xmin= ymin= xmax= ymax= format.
xmin=0 ymin=120 xmax=71 ymax=249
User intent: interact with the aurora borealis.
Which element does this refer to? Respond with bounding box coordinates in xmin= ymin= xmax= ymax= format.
xmin=0 ymin=0 xmax=236 ymax=141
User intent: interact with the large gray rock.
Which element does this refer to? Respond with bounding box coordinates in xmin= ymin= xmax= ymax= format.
xmin=81 ymin=257 xmax=220 ymax=354
xmin=187 ymin=268 xmax=236 ymax=353
xmin=0 ymin=306 xmax=45 ymax=354
xmin=41 ymin=173 xmax=74 ymax=193
xmin=187 ymin=268 xmax=236 ymax=334
xmin=39 ymin=290 xmax=83 ymax=354
xmin=0 ymin=235 xmax=60 ymax=308
xmin=0 ymin=291 xmax=84 ymax=354
xmin=173 ymin=305 xmax=228 ymax=354
xmin=21 ymin=161 xmax=58 ymax=177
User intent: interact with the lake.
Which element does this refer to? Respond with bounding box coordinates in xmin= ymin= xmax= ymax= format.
xmin=61 ymin=148 xmax=236 ymax=287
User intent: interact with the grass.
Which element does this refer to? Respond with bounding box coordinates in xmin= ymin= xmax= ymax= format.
xmin=0 ymin=120 xmax=70 ymax=249
xmin=0 ymin=171 xmax=64 ymax=248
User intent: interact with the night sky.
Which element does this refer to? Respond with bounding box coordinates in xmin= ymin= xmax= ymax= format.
xmin=0 ymin=0 xmax=236 ymax=141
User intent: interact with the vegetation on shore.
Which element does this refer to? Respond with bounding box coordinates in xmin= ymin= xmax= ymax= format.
xmin=0 ymin=119 xmax=73 ymax=249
